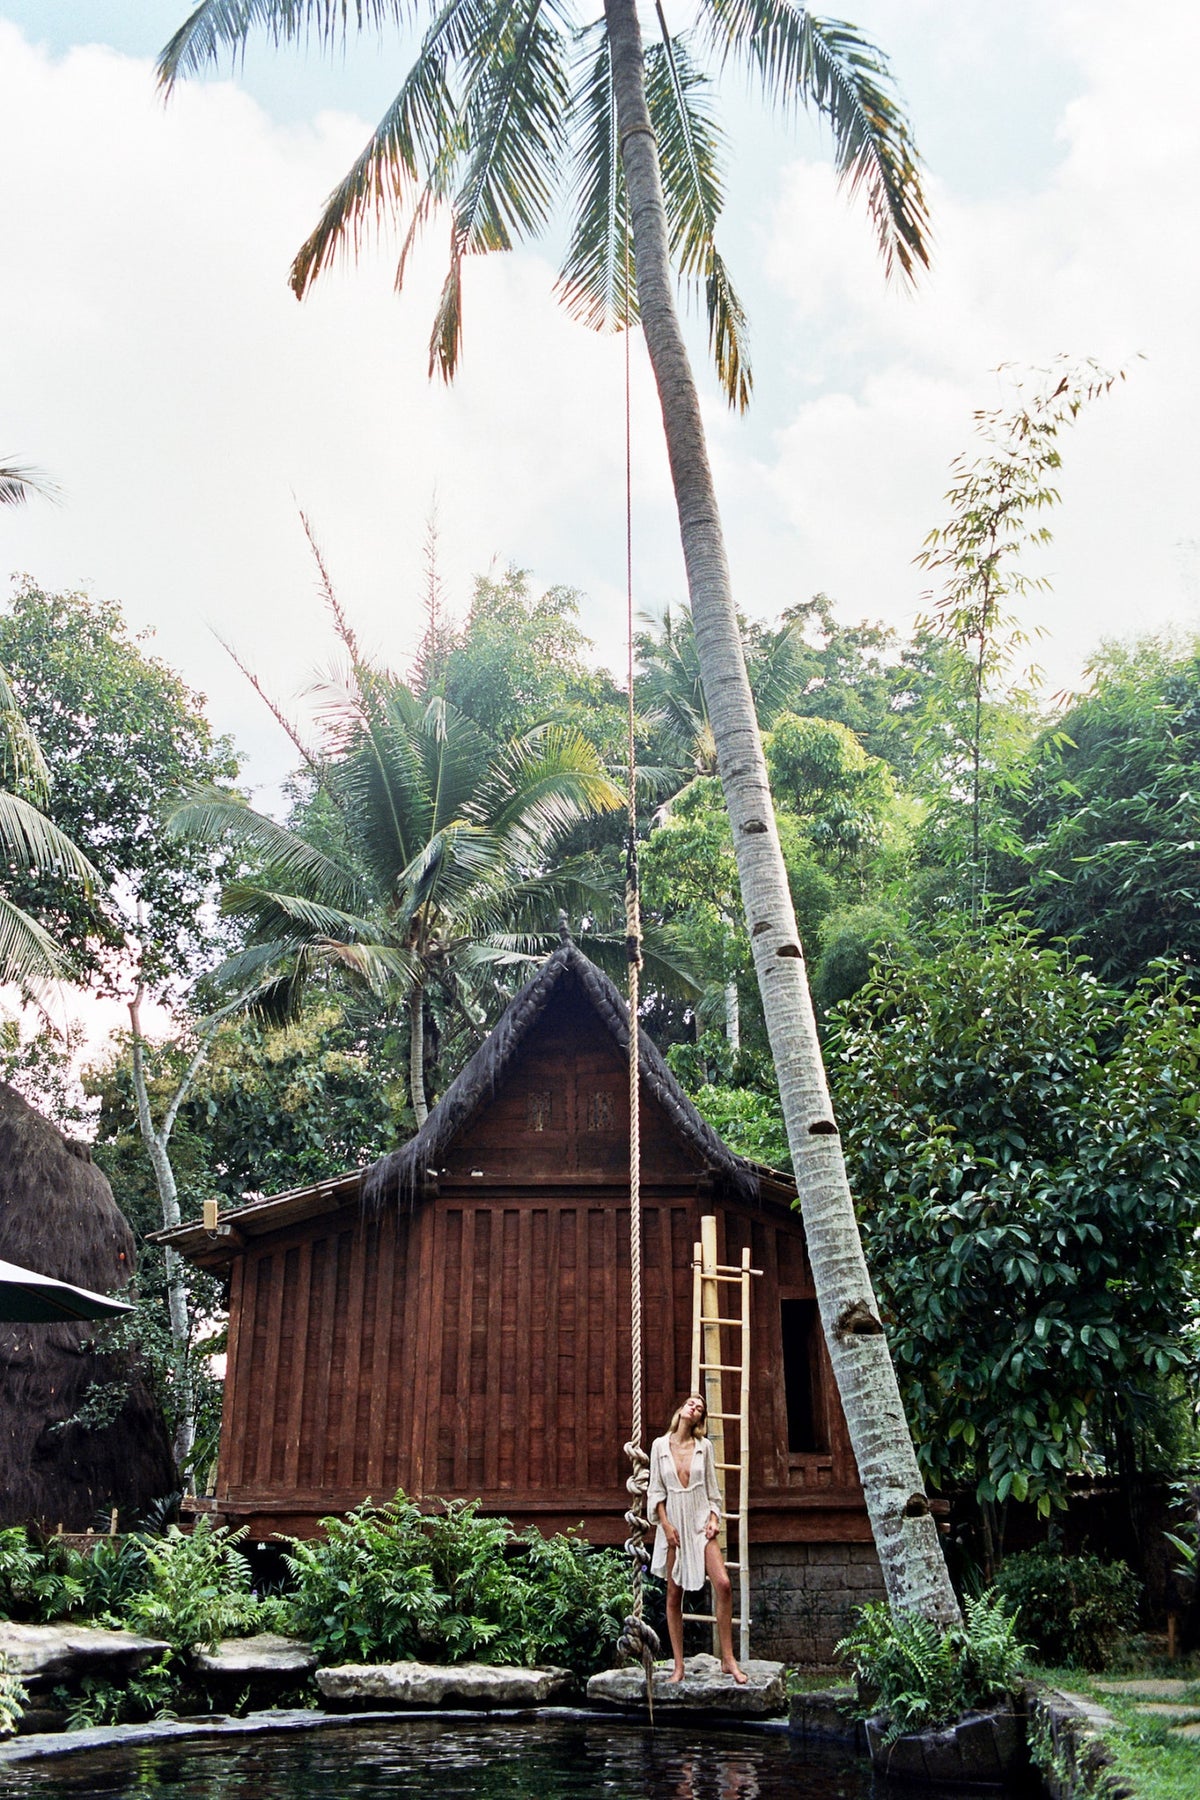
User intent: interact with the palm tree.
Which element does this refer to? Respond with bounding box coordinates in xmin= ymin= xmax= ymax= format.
xmin=0 ymin=664 xmax=95 ymax=984
xmin=160 ymin=0 xmax=957 ymax=1622
xmin=0 ymin=461 xmax=56 ymax=508
xmin=175 ymin=641 xmax=624 ymax=1125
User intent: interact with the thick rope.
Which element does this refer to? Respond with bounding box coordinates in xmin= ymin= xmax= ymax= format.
xmin=616 ymin=218 xmax=659 ymax=1709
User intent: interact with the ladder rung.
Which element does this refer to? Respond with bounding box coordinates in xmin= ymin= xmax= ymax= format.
xmin=698 ymin=1361 xmax=742 ymax=1372
xmin=681 ymin=1613 xmax=751 ymax=1625
xmin=714 ymin=1461 xmax=741 ymax=1471
xmin=706 ymin=1411 xmax=742 ymax=1420
xmin=698 ymin=1316 xmax=743 ymax=1327
xmin=694 ymin=1265 xmax=763 ymax=1277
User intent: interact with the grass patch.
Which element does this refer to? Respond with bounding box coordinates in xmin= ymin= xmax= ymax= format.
xmin=1028 ymin=1661 xmax=1200 ymax=1800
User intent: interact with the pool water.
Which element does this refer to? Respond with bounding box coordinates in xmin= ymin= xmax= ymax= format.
xmin=0 ymin=1718 xmax=893 ymax=1800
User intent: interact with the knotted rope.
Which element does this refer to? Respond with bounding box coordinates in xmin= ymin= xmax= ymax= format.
xmin=616 ymin=229 xmax=659 ymax=1714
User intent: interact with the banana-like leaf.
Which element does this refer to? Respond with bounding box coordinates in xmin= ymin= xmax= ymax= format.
xmin=0 ymin=893 xmax=64 ymax=984
xmin=699 ymin=0 xmax=930 ymax=284
xmin=0 ymin=791 xmax=97 ymax=887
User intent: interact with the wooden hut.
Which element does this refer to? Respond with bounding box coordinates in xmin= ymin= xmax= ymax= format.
xmin=161 ymin=944 xmax=884 ymax=1658
xmin=0 ymin=1084 xmax=175 ymax=1529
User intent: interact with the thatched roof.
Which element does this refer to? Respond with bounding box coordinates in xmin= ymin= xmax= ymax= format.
xmin=0 ymin=1084 xmax=174 ymax=1529
xmin=364 ymin=941 xmax=761 ymax=1209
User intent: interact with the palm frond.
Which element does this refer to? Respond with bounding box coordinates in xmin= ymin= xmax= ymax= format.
xmin=700 ymin=0 xmax=930 ymax=284
xmin=0 ymin=665 xmax=51 ymax=800
xmin=170 ymin=788 xmax=365 ymax=907
xmin=158 ymin=1 xmax=410 ymax=91
xmin=0 ymin=461 xmax=58 ymax=508
xmin=429 ymin=0 xmax=571 ymax=379
xmin=290 ymin=0 xmax=486 ymax=297
xmin=0 ymin=792 xmax=97 ymax=887
xmin=217 ymin=881 xmax=384 ymax=945
xmin=472 ymin=724 xmax=623 ymax=845
xmin=557 ymin=20 xmax=632 ymax=333
xmin=646 ymin=18 xmax=751 ymax=409
xmin=0 ymin=893 xmax=63 ymax=984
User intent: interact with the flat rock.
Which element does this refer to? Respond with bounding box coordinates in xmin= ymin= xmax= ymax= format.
xmin=587 ymin=1653 xmax=785 ymax=1716
xmin=1092 ymin=1678 xmax=1195 ymax=1700
xmin=1136 ymin=1702 xmax=1200 ymax=1719
xmin=316 ymin=1661 xmax=573 ymax=1709
xmin=190 ymin=1635 xmax=317 ymax=1678
xmin=0 ymin=1622 xmax=169 ymax=1687
xmin=1174 ymin=1722 xmax=1200 ymax=1739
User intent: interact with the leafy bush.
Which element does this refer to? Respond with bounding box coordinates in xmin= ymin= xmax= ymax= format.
xmin=516 ymin=1531 xmax=632 ymax=1677
xmin=280 ymin=1496 xmax=440 ymax=1665
xmin=280 ymin=1494 xmax=633 ymax=1675
xmin=123 ymin=1519 xmax=259 ymax=1654
xmin=0 ymin=1654 xmax=25 ymax=1738
xmin=837 ymin=1592 xmax=1027 ymax=1743
xmin=995 ymin=1550 xmax=1140 ymax=1669
xmin=0 ymin=1527 xmax=43 ymax=1619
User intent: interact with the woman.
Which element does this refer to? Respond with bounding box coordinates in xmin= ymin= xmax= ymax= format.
xmin=648 ymin=1392 xmax=747 ymax=1683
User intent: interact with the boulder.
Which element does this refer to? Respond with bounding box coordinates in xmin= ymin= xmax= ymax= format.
xmin=316 ymin=1661 xmax=573 ymax=1709
xmin=190 ymin=1636 xmax=318 ymax=1680
xmin=587 ymin=1653 xmax=786 ymax=1716
xmin=864 ymin=1702 xmax=1028 ymax=1785
xmin=0 ymin=1623 xmax=169 ymax=1688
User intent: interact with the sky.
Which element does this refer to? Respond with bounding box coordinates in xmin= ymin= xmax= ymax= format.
xmin=2 ymin=0 xmax=1199 ymax=814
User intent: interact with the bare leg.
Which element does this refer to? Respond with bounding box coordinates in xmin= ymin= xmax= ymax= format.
xmin=705 ymin=1538 xmax=747 ymax=1683
xmin=665 ymin=1549 xmax=685 ymax=1680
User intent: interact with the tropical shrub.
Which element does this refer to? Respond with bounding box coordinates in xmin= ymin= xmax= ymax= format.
xmin=123 ymin=1519 xmax=259 ymax=1654
xmin=837 ymin=1592 xmax=1027 ymax=1743
xmin=280 ymin=1497 xmax=440 ymax=1665
xmin=995 ymin=1551 xmax=1140 ymax=1670
xmin=516 ymin=1531 xmax=632 ymax=1677
xmin=51 ymin=1656 xmax=176 ymax=1730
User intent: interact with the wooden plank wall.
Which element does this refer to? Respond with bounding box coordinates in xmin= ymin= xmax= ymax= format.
xmin=217 ymin=1191 xmax=855 ymax=1515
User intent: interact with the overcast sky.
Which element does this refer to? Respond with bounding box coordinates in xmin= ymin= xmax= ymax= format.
xmin=2 ymin=0 xmax=1198 ymax=805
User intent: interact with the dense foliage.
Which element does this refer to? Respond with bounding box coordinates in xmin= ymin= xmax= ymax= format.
xmin=994 ymin=1551 xmax=1141 ymax=1670
xmin=831 ymin=922 xmax=1200 ymax=1525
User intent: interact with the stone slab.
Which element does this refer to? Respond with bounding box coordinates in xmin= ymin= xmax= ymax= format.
xmin=1135 ymin=1702 xmax=1200 ymax=1719
xmin=1174 ymin=1722 xmax=1200 ymax=1739
xmin=865 ymin=1704 xmax=1027 ymax=1786
xmin=587 ymin=1654 xmax=785 ymax=1716
xmin=190 ymin=1635 xmax=318 ymax=1679
xmin=0 ymin=1622 xmax=169 ymax=1687
xmin=316 ymin=1661 xmax=573 ymax=1709
xmin=1092 ymin=1678 xmax=1196 ymax=1700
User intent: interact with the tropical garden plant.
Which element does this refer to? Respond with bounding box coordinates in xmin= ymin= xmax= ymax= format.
xmin=837 ymin=1591 xmax=1027 ymax=1743
xmin=159 ymin=0 xmax=957 ymax=1621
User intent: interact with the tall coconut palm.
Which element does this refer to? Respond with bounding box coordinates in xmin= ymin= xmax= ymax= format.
xmin=160 ymin=0 xmax=957 ymax=1621
xmin=0 ymin=664 xmax=95 ymax=984
xmin=175 ymin=649 xmax=624 ymax=1125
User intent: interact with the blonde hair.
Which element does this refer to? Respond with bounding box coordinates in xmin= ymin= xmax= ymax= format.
xmin=668 ymin=1393 xmax=708 ymax=1439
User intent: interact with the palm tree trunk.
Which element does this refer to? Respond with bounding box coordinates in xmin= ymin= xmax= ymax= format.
xmin=603 ymin=0 xmax=958 ymax=1624
xmin=409 ymin=986 xmax=428 ymax=1129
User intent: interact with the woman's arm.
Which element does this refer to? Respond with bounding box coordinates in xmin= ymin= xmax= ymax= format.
xmin=646 ymin=1437 xmax=668 ymax=1517
xmin=703 ymin=1439 xmax=723 ymax=1519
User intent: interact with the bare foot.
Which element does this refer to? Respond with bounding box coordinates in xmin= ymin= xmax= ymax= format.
xmin=667 ymin=1664 xmax=686 ymax=1684
xmin=722 ymin=1662 xmax=749 ymax=1685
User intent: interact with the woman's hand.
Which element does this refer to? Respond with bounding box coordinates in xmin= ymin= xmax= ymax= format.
xmin=663 ymin=1523 xmax=680 ymax=1550
xmin=705 ymin=1513 xmax=720 ymax=1541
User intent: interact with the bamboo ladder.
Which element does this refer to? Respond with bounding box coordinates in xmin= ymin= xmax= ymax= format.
xmin=686 ymin=1215 xmax=760 ymax=1663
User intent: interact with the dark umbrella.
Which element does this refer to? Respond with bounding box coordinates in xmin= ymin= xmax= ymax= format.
xmin=0 ymin=1256 xmax=134 ymax=1323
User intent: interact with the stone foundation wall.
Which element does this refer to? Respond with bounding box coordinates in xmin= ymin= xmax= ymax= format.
xmin=749 ymin=1542 xmax=886 ymax=1665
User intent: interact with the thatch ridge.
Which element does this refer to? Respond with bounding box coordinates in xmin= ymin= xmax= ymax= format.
xmin=0 ymin=1084 xmax=174 ymax=1529
xmin=363 ymin=942 xmax=760 ymax=1209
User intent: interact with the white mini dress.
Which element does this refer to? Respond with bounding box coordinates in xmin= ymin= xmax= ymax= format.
xmin=647 ymin=1432 xmax=723 ymax=1593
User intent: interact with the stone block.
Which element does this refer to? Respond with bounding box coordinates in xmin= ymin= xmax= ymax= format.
xmin=587 ymin=1654 xmax=785 ymax=1716
xmin=0 ymin=1623 xmax=169 ymax=1688
xmin=316 ymin=1661 xmax=572 ymax=1709
xmin=190 ymin=1636 xmax=318 ymax=1679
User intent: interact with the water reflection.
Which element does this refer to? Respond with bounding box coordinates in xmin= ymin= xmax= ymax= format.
xmin=0 ymin=1718 xmax=1012 ymax=1800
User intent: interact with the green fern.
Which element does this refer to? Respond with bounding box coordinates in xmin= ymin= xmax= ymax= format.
xmin=837 ymin=1592 xmax=1027 ymax=1742
xmin=0 ymin=1654 xmax=25 ymax=1739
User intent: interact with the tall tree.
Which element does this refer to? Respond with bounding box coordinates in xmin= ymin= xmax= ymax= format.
xmin=161 ymin=0 xmax=956 ymax=1621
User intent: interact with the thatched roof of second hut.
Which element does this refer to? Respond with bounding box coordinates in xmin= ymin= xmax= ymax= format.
xmin=0 ymin=1083 xmax=174 ymax=1529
